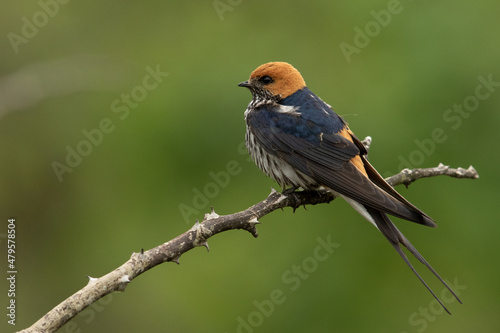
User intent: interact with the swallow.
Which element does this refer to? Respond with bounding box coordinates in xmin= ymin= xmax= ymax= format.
xmin=238 ymin=61 xmax=461 ymax=313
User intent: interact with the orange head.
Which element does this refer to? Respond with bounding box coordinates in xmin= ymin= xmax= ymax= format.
xmin=238 ymin=62 xmax=306 ymax=100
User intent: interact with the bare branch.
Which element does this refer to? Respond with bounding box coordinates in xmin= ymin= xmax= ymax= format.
xmin=385 ymin=163 xmax=479 ymax=187
xmin=16 ymin=138 xmax=479 ymax=333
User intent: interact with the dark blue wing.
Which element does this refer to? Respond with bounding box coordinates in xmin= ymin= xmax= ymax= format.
xmin=247 ymin=102 xmax=435 ymax=226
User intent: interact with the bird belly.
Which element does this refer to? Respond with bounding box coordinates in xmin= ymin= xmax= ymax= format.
xmin=245 ymin=128 xmax=317 ymax=190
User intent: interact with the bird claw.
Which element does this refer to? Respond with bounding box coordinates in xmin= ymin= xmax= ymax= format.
xmin=282 ymin=186 xmax=299 ymax=195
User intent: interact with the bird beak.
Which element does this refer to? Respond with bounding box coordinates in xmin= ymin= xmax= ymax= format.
xmin=238 ymin=81 xmax=251 ymax=88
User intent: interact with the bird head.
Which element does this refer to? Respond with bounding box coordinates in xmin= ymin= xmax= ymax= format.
xmin=238 ymin=62 xmax=306 ymax=103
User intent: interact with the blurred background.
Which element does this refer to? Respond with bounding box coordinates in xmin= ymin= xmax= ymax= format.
xmin=1 ymin=1 xmax=499 ymax=332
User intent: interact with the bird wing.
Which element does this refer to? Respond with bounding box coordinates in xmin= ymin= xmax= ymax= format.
xmin=348 ymin=130 xmax=436 ymax=226
xmin=247 ymin=105 xmax=435 ymax=227
xmin=247 ymin=104 xmax=462 ymax=312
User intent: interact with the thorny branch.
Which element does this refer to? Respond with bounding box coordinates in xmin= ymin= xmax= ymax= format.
xmin=385 ymin=163 xmax=479 ymax=187
xmin=17 ymin=137 xmax=479 ymax=333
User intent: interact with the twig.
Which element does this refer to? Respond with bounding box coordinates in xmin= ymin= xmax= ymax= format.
xmin=17 ymin=138 xmax=478 ymax=333
xmin=385 ymin=163 xmax=479 ymax=188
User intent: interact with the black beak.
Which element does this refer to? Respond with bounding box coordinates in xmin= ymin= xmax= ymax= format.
xmin=238 ymin=80 xmax=251 ymax=88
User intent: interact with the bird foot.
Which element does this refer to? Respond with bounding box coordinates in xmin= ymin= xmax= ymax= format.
xmin=281 ymin=186 xmax=300 ymax=195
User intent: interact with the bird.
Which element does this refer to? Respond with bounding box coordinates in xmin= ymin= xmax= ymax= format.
xmin=238 ymin=61 xmax=461 ymax=313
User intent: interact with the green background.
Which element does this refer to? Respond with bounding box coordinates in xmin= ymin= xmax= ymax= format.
xmin=1 ymin=1 xmax=499 ymax=332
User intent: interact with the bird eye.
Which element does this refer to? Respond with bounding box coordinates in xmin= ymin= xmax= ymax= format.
xmin=259 ymin=76 xmax=273 ymax=85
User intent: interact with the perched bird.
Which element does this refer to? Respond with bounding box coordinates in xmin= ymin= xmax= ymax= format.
xmin=239 ymin=61 xmax=461 ymax=313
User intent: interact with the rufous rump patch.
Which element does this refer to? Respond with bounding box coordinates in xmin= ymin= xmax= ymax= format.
xmin=338 ymin=127 xmax=368 ymax=177
xmin=249 ymin=62 xmax=306 ymax=99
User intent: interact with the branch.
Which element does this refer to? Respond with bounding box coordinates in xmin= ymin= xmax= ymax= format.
xmin=385 ymin=163 xmax=479 ymax=187
xmin=17 ymin=138 xmax=479 ymax=333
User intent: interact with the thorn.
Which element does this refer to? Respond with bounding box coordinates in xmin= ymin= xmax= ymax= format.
xmin=201 ymin=241 xmax=210 ymax=252
xmin=204 ymin=207 xmax=220 ymax=221
xmin=244 ymin=224 xmax=259 ymax=238
xmin=303 ymin=204 xmax=308 ymax=211
xmin=191 ymin=219 xmax=211 ymax=248
xmin=119 ymin=275 xmax=130 ymax=283
xmin=248 ymin=217 xmax=260 ymax=224
xmin=437 ymin=163 xmax=449 ymax=172
xmin=170 ymin=255 xmax=181 ymax=264
xmin=190 ymin=219 xmax=201 ymax=231
xmin=117 ymin=275 xmax=130 ymax=292
xmin=130 ymin=251 xmax=145 ymax=261
xmin=468 ymin=165 xmax=479 ymax=178
xmin=86 ymin=276 xmax=98 ymax=284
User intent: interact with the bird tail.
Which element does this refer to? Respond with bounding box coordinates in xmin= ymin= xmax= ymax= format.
xmin=362 ymin=206 xmax=462 ymax=314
